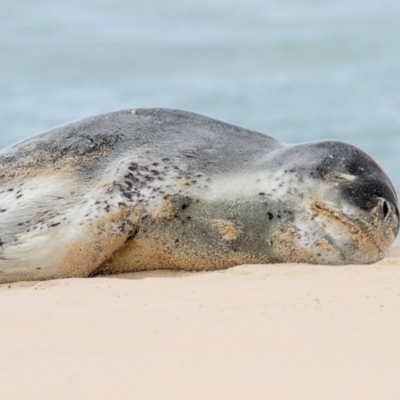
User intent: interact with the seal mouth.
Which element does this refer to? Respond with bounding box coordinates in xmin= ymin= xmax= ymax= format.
xmin=311 ymin=200 xmax=384 ymax=256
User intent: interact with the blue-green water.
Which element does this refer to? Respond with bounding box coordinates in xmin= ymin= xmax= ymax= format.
xmin=1 ymin=0 xmax=400 ymax=191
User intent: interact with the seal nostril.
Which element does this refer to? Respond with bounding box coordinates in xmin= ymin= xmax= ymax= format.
xmin=383 ymin=200 xmax=389 ymax=218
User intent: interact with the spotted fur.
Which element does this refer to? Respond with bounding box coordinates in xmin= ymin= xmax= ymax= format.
xmin=0 ymin=108 xmax=398 ymax=283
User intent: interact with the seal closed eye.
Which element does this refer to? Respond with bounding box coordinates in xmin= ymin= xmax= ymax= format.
xmin=0 ymin=108 xmax=398 ymax=283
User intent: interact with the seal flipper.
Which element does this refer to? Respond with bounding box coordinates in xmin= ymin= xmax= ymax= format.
xmin=0 ymin=201 xmax=141 ymax=283
xmin=54 ymin=203 xmax=140 ymax=279
xmin=0 ymin=172 xmax=142 ymax=283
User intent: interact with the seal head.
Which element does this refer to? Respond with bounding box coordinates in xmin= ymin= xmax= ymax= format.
xmin=282 ymin=140 xmax=399 ymax=264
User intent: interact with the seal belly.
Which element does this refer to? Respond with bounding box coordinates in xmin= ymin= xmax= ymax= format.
xmin=95 ymin=194 xmax=297 ymax=274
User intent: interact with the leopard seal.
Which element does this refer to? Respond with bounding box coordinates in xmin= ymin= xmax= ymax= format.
xmin=0 ymin=108 xmax=398 ymax=283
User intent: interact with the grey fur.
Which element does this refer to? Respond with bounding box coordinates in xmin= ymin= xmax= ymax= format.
xmin=0 ymin=108 xmax=398 ymax=283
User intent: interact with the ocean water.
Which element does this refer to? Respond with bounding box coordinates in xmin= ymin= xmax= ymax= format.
xmin=1 ymin=0 xmax=400 ymax=191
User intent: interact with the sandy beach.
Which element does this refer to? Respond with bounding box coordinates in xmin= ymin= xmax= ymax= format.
xmin=1 ymin=243 xmax=400 ymax=400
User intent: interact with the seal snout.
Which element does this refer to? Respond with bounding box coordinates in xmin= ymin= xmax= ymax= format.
xmin=374 ymin=197 xmax=391 ymax=219
xmin=372 ymin=197 xmax=399 ymax=236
